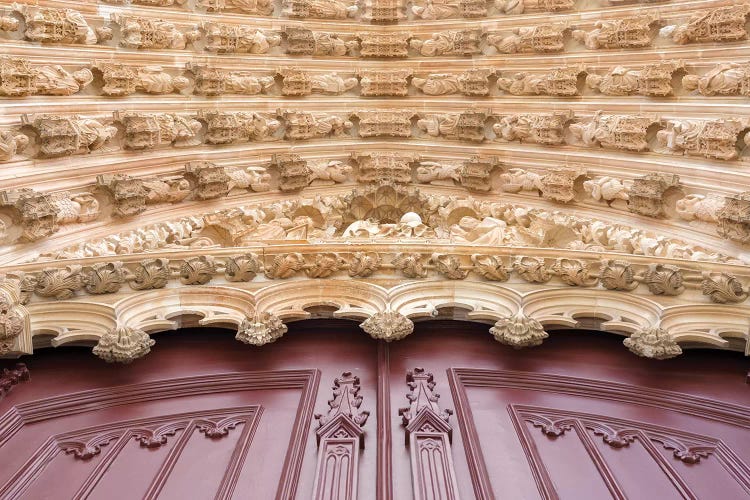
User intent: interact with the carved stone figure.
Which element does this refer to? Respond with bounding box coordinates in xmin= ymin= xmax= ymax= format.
xmin=197 ymin=0 xmax=274 ymax=15
xmin=627 ymin=173 xmax=680 ymax=218
xmin=116 ymin=112 xmax=202 ymax=150
xmin=203 ymin=23 xmax=280 ymax=53
xmin=0 ymin=130 xmax=29 ymax=162
xmin=93 ymin=325 xmax=155 ymax=363
xmin=200 ymin=111 xmax=280 ymax=144
xmin=311 ymin=72 xmax=358 ymax=95
xmin=494 ymin=111 xmax=573 ymax=146
xmin=95 ymin=62 xmax=189 ymax=97
xmin=587 ymin=62 xmax=683 ymax=97
xmin=490 ymin=311 xmax=548 ymax=348
xmin=309 ymin=161 xmax=352 ymax=184
xmin=50 ymin=192 xmax=99 ymax=224
xmin=0 ymin=57 xmax=92 ymax=97
xmin=280 ymin=110 xmax=353 ymax=140
xmin=675 ymin=194 xmax=724 ymax=222
xmin=282 ymin=0 xmax=358 ymax=19
xmin=499 ymin=168 xmax=542 ymax=193
xmin=662 ymin=5 xmax=750 ymax=45
xmin=413 ymin=69 xmax=492 ymax=96
xmin=497 ymin=66 xmax=583 ymax=97
xmin=143 ymin=177 xmax=191 ymax=204
xmin=285 ymin=28 xmax=357 ymax=56
xmin=410 ymin=30 xmax=482 ymax=56
xmin=449 ymin=217 xmax=509 ymax=245
xmin=14 ymin=4 xmax=110 ymax=45
xmin=583 ymin=177 xmax=631 ymax=203
xmin=358 ymin=70 xmax=411 ymax=97
xmin=683 ymin=63 xmax=750 ymax=96
xmin=487 ymin=23 xmax=567 ymax=53
xmin=360 ymin=311 xmax=413 ymax=341
xmin=359 ymin=33 xmax=411 ymax=58
xmin=0 ymin=289 xmax=25 ymax=354
xmin=623 ymin=326 xmax=681 ymax=360
xmin=116 ymin=15 xmax=199 ymax=50
xmin=25 ymin=115 xmax=118 ymax=157
xmin=417 ymin=111 xmax=487 ymax=142
xmin=572 ymin=15 xmax=657 ymax=49
xmin=415 ymin=161 xmax=462 ymax=185
xmin=97 ymin=174 xmax=148 ymax=217
xmin=226 ymin=167 xmax=272 ymax=192
xmin=191 ymin=66 xmax=274 ymax=96
xmin=717 ymin=192 xmax=750 ymax=244
xmin=569 ymin=112 xmax=658 ymax=152
xmin=0 ymin=15 xmax=19 ymax=32
xmin=657 ymin=119 xmax=744 ymax=161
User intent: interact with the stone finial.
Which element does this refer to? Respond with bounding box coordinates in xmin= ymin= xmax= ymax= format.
xmin=236 ymin=312 xmax=287 ymax=346
xmin=360 ymin=311 xmax=414 ymax=341
xmin=93 ymin=325 xmax=155 ymax=363
xmin=623 ymin=326 xmax=682 ymax=360
xmin=490 ymin=311 xmax=548 ymax=348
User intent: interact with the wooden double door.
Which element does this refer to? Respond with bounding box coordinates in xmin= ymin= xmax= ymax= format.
xmin=1 ymin=320 xmax=749 ymax=499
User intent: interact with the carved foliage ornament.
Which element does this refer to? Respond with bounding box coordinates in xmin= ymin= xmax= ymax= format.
xmin=93 ymin=325 xmax=155 ymax=363
xmin=360 ymin=311 xmax=414 ymax=341
xmin=490 ymin=311 xmax=548 ymax=348
xmin=236 ymin=312 xmax=287 ymax=346
xmin=623 ymin=326 xmax=682 ymax=360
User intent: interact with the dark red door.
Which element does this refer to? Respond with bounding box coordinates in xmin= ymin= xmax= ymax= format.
xmin=1 ymin=321 xmax=748 ymax=499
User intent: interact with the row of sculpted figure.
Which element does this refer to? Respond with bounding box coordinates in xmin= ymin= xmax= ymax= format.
xmin=2 ymin=109 xmax=747 ymax=162
xmin=1 ymin=5 xmax=748 ymax=55
xmin=46 ymin=0 xmax=660 ymax=21
xmin=4 ymin=58 xmax=750 ymax=99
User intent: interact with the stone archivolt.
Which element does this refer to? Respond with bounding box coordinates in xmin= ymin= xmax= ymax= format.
xmin=2 ymin=0 xmax=750 ymax=363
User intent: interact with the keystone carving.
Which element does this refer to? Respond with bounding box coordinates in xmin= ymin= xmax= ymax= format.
xmin=627 ymin=173 xmax=680 ymax=218
xmin=93 ymin=325 xmax=155 ymax=363
xmin=572 ymin=15 xmax=657 ymax=49
xmin=683 ymin=63 xmax=750 ymax=97
xmin=410 ymin=30 xmax=483 ymax=57
xmin=569 ymin=112 xmax=658 ymax=152
xmin=190 ymin=65 xmax=274 ymax=96
xmin=203 ymin=23 xmax=280 ymax=53
xmin=662 ymin=5 xmax=750 ymax=45
xmin=0 ymin=56 xmax=92 ymax=97
xmin=115 ymin=15 xmax=199 ymax=50
xmin=490 ymin=311 xmax=548 ymax=348
xmin=587 ymin=62 xmax=683 ymax=97
xmin=717 ymin=192 xmax=750 ymax=244
xmin=95 ymin=62 xmax=188 ymax=96
xmin=14 ymin=4 xmax=111 ymax=45
xmin=657 ymin=119 xmax=744 ymax=161
xmin=623 ymin=326 xmax=682 ymax=360
xmin=360 ymin=311 xmax=414 ymax=341
xmin=487 ymin=23 xmax=568 ymax=54
xmin=97 ymin=175 xmax=148 ymax=218
xmin=236 ymin=312 xmax=287 ymax=346
xmin=24 ymin=115 xmax=117 ymax=158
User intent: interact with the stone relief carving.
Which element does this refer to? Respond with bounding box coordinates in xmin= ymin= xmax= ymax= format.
xmin=83 ymin=262 xmax=125 ymax=295
xmin=95 ymin=62 xmax=188 ymax=97
xmin=413 ymin=69 xmax=492 ymax=96
xmin=572 ymin=15 xmax=657 ymax=49
xmin=569 ymin=112 xmax=658 ymax=152
xmin=116 ymin=112 xmax=202 ymax=150
xmin=657 ymin=119 xmax=745 ymax=161
xmin=190 ymin=65 xmax=274 ymax=96
xmin=97 ymin=174 xmax=148 ymax=217
xmin=495 ymin=111 xmax=573 ymax=146
xmin=539 ymin=168 xmax=584 ymax=203
xmin=49 ymin=192 xmax=100 ymax=224
xmin=355 ymin=110 xmax=416 ymax=138
xmin=0 ymin=285 xmax=25 ymax=354
xmin=497 ymin=66 xmax=584 ymax=96
xmin=676 ymin=194 xmax=724 ymax=223
xmin=359 ymin=33 xmax=411 ymax=58
xmin=417 ymin=111 xmax=487 ymax=142
xmin=661 ymin=5 xmax=750 ymax=45
xmin=717 ymin=193 xmax=750 ymax=244
xmin=361 ymin=0 xmax=406 ymax=22
xmin=410 ymin=29 xmax=482 ymax=56
xmin=490 ymin=311 xmax=548 ymax=348
xmin=361 ymin=311 xmax=414 ymax=341
xmin=285 ymin=27 xmax=357 ymax=56
xmin=143 ymin=176 xmax=191 ymax=204
xmin=359 ymin=70 xmax=412 ymax=97
xmin=13 ymin=4 xmax=111 ymax=45
xmin=627 ymin=173 xmax=680 ymax=218
xmin=277 ymin=68 xmax=357 ymax=96
xmin=197 ymin=0 xmax=274 ymax=15
xmin=701 ymin=272 xmax=748 ymax=304
xmin=623 ymin=325 xmax=682 ymax=360
xmin=587 ymin=62 xmax=683 ymax=97
xmin=496 ymin=0 xmax=574 ymax=14
xmin=92 ymin=325 xmax=155 ymax=363
xmin=115 ymin=15 xmax=199 ymax=50
xmin=280 ymin=110 xmax=353 ymax=140
xmin=200 ymin=110 xmax=280 ymax=144
xmin=353 ymin=152 xmax=417 ymax=184
xmin=0 ymin=189 xmax=58 ymax=242
xmin=0 ymin=57 xmax=92 ymax=97
xmin=23 ymin=114 xmax=118 ymax=158
xmin=683 ymin=63 xmax=750 ymax=97
xmin=487 ymin=23 xmax=568 ymax=53
xmin=0 ymin=129 xmax=29 ymax=162
xmin=282 ymin=0 xmax=358 ymax=19
xmin=203 ymin=22 xmax=280 ymax=53
xmin=600 ymin=259 xmax=638 ymax=291
xmin=583 ymin=176 xmax=631 ymax=203
xmin=643 ymin=264 xmax=684 ymax=296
